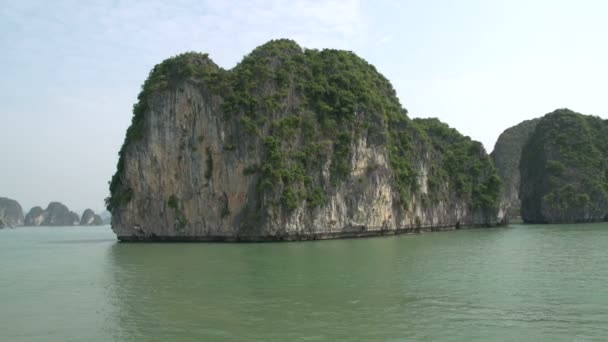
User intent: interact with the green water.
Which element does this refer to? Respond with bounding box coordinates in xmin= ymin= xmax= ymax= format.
xmin=2 ymin=224 xmax=608 ymax=341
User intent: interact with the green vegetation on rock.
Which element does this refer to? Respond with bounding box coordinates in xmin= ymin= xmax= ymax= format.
xmin=220 ymin=40 xmax=415 ymax=212
xmin=167 ymin=195 xmax=188 ymax=229
xmin=520 ymin=109 xmax=608 ymax=223
xmin=106 ymin=53 xmax=223 ymax=211
xmin=414 ymin=118 xmax=501 ymax=212
xmin=107 ymin=39 xmax=501 ymax=228
xmin=108 ymin=40 xmax=411 ymax=212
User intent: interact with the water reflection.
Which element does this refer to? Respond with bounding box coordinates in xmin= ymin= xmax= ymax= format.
xmin=103 ymin=225 xmax=608 ymax=341
xmin=105 ymin=237 xmax=418 ymax=341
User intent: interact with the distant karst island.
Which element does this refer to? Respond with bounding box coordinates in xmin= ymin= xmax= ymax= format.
xmin=0 ymin=197 xmax=107 ymax=228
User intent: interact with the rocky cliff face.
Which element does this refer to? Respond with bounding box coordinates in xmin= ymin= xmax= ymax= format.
xmin=24 ymin=202 xmax=80 ymax=226
xmin=80 ymin=209 xmax=104 ymax=226
xmin=0 ymin=197 xmax=24 ymax=228
xmin=520 ymin=109 xmax=608 ymax=223
xmin=108 ymin=39 xmax=501 ymax=241
xmin=491 ymin=119 xmax=539 ymax=222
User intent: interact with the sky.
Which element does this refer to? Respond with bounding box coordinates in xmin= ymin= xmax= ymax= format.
xmin=1 ymin=0 xmax=607 ymax=212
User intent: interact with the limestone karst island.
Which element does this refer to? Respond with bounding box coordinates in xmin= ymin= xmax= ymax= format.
xmin=106 ymin=39 xmax=608 ymax=242
xmin=0 ymin=197 xmax=106 ymax=228
xmin=5 ymin=1 xmax=608 ymax=340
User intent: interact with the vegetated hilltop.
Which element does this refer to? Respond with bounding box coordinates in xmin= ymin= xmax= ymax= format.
xmin=107 ymin=39 xmax=501 ymax=241
xmin=491 ymin=118 xmax=539 ymax=222
xmin=520 ymin=109 xmax=608 ymax=223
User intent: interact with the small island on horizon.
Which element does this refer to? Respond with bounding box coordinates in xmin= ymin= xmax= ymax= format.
xmin=0 ymin=197 xmax=108 ymax=229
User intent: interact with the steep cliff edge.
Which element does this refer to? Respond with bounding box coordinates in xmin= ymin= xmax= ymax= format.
xmin=491 ymin=119 xmax=539 ymax=222
xmin=520 ymin=109 xmax=608 ymax=223
xmin=0 ymin=197 xmax=24 ymax=228
xmin=107 ymin=39 xmax=501 ymax=241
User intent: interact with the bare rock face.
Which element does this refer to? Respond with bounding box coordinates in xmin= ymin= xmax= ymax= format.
xmin=491 ymin=119 xmax=539 ymax=222
xmin=0 ymin=197 xmax=24 ymax=228
xmin=107 ymin=39 xmax=501 ymax=241
xmin=24 ymin=202 xmax=79 ymax=226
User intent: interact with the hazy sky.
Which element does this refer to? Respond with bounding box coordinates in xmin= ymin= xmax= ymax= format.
xmin=1 ymin=0 xmax=607 ymax=212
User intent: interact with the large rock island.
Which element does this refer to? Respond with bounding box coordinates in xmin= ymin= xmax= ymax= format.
xmin=0 ymin=197 xmax=24 ymax=228
xmin=107 ymin=39 xmax=501 ymax=241
xmin=519 ymin=109 xmax=608 ymax=223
